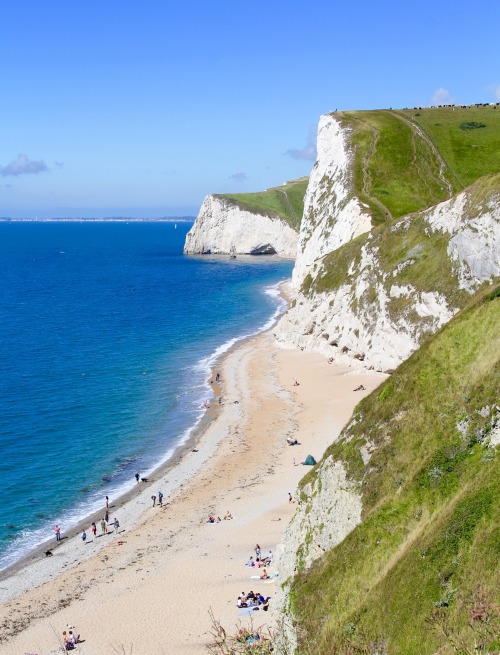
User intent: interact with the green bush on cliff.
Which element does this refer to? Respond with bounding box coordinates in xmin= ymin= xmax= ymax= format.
xmin=289 ymin=285 xmax=500 ymax=654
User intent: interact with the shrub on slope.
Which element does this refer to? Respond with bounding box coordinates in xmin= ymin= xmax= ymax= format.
xmin=291 ymin=284 xmax=500 ymax=654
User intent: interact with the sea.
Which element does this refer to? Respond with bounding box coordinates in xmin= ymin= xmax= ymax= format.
xmin=0 ymin=221 xmax=293 ymax=571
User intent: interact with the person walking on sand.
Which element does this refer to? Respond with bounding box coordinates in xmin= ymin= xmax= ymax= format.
xmin=82 ymin=530 xmax=87 ymax=543
xmin=114 ymin=517 xmax=120 ymax=531
xmin=100 ymin=518 xmax=107 ymax=535
xmin=135 ymin=472 xmax=140 ymax=483
xmin=55 ymin=525 xmax=61 ymax=541
xmin=158 ymin=491 xmax=163 ymax=507
xmin=91 ymin=521 xmax=97 ymax=538
xmin=105 ymin=495 xmax=109 ymax=509
xmin=289 ymin=492 xmax=293 ymax=503
xmin=151 ymin=495 xmax=156 ymax=507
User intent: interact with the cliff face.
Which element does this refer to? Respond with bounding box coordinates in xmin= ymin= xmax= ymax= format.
xmin=292 ymin=114 xmax=372 ymax=285
xmin=274 ymin=113 xmax=500 ymax=372
xmin=183 ymin=195 xmax=299 ymax=257
xmin=273 ymin=459 xmax=362 ymax=651
xmin=272 ymin=109 xmax=500 ymax=651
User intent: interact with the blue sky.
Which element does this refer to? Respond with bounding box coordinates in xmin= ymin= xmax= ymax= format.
xmin=1 ymin=1 xmax=499 ymax=218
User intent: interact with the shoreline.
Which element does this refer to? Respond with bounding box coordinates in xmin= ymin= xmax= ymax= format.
xmin=0 ymin=326 xmax=387 ymax=654
xmin=0 ymin=281 xmax=290 ymax=592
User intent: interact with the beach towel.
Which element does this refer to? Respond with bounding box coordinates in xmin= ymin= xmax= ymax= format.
xmin=250 ymin=575 xmax=261 ymax=579
xmin=303 ymin=454 xmax=316 ymax=465
xmin=238 ymin=607 xmax=260 ymax=616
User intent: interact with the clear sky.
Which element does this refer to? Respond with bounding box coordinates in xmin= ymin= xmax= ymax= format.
xmin=1 ymin=1 xmax=499 ymax=218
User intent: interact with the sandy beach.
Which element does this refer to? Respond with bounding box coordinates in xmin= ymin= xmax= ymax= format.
xmin=0 ymin=330 xmax=386 ymax=655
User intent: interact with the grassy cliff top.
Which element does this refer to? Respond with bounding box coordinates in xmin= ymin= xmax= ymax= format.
xmin=217 ymin=176 xmax=308 ymax=231
xmin=335 ymin=106 xmax=500 ymax=225
xmin=291 ymin=284 xmax=500 ymax=654
xmin=399 ymin=106 xmax=500 ymax=188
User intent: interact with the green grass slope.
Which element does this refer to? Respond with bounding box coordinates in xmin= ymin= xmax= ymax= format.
xmin=290 ymin=285 xmax=500 ymax=654
xmin=336 ymin=106 xmax=500 ymax=226
xmin=399 ymin=106 xmax=500 ymax=189
xmin=218 ymin=177 xmax=308 ymax=231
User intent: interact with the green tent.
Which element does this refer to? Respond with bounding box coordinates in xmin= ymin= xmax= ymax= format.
xmin=303 ymin=454 xmax=317 ymax=465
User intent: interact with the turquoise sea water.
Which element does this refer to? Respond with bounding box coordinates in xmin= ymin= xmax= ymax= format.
xmin=0 ymin=222 xmax=293 ymax=570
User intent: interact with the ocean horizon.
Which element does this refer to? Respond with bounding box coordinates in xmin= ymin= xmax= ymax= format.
xmin=0 ymin=221 xmax=293 ymax=570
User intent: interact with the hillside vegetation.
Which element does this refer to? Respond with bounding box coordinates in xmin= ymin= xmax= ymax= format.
xmin=219 ymin=177 xmax=308 ymax=231
xmin=337 ymin=106 xmax=500 ymax=225
xmin=399 ymin=106 xmax=500 ymax=188
xmin=289 ymin=285 xmax=500 ymax=654
xmin=305 ymin=171 xmax=500 ymax=305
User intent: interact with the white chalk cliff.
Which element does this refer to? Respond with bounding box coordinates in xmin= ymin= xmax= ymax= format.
xmin=274 ymin=114 xmax=500 ymax=372
xmin=292 ymin=114 xmax=372 ymax=286
xmin=183 ymin=195 xmax=298 ymax=257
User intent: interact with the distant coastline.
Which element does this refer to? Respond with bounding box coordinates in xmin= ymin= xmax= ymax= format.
xmin=0 ymin=216 xmax=195 ymax=222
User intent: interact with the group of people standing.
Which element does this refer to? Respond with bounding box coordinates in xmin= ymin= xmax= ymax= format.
xmin=54 ymin=496 xmax=121 ymax=545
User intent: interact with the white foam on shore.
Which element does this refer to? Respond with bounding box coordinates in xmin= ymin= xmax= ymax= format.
xmin=0 ymin=279 xmax=290 ymax=573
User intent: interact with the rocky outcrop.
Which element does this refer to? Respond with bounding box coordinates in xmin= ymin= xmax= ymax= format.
xmin=183 ymin=195 xmax=298 ymax=257
xmin=292 ymin=114 xmax=372 ymax=286
xmin=273 ymin=459 xmax=362 ymax=650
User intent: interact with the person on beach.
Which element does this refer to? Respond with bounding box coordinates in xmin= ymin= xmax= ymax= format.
xmin=100 ymin=518 xmax=107 ymax=535
xmin=114 ymin=517 xmax=120 ymax=531
xmin=224 ymin=510 xmax=233 ymax=520
xmin=105 ymin=509 xmax=109 ymax=523
xmin=105 ymin=495 xmax=109 ymax=509
xmin=255 ymin=544 xmax=261 ymax=558
xmin=151 ymin=495 xmax=156 ymax=507
xmin=158 ymin=491 xmax=163 ymax=507
xmin=288 ymin=492 xmax=293 ymax=503
xmin=135 ymin=472 xmax=140 ymax=483
xmin=55 ymin=525 xmax=61 ymax=541
xmin=82 ymin=530 xmax=86 ymax=543
xmin=260 ymin=568 xmax=269 ymax=580
xmin=62 ymin=631 xmax=73 ymax=650
xmin=216 ymin=372 xmax=220 ymax=382
xmin=247 ymin=556 xmax=254 ymax=567
xmin=293 ymin=378 xmax=300 ymax=386
xmin=91 ymin=522 xmax=97 ymax=538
